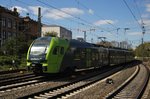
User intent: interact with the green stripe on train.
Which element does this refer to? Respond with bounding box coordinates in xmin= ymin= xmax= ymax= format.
xmin=44 ymin=37 xmax=69 ymax=73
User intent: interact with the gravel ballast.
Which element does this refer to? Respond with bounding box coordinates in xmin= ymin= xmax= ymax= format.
xmin=67 ymin=66 xmax=137 ymax=99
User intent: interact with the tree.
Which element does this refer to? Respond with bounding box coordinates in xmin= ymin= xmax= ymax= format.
xmin=1 ymin=32 xmax=30 ymax=56
xmin=135 ymin=42 xmax=150 ymax=57
xmin=44 ymin=31 xmax=58 ymax=37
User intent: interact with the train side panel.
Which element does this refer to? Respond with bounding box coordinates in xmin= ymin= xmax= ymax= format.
xmin=27 ymin=37 xmax=134 ymax=74
xmin=46 ymin=38 xmax=69 ymax=73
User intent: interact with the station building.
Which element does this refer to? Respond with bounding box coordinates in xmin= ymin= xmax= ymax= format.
xmin=42 ymin=25 xmax=72 ymax=40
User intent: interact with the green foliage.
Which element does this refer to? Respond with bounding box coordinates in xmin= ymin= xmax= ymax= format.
xmin=19 ymin=54 xmax=27 ymax=68
xmin=0 ymin=32 xmax=33 ymax=70
xmin=135 ymin=42 xmax=150 ymax=57
xmin=0 ymin=55 xmax=27 ymax=70
xmin=1 ymin=32 xmax=31 ymax=56
xmin=44 ymin=31 xmax=58 ymax=37
xmin=0 ymin=56 xmax=20 ymax=66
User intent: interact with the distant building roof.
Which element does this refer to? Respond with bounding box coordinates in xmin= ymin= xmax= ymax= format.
xmin=42 ymin=24 xmax=71 ymax=31
xmin=20 ymin=16 xmax=38 ymax=24
xmin=42 ymin=24 xmax=61 ymax=27
xmin=0 ymin=5 xmax=19 ymax=17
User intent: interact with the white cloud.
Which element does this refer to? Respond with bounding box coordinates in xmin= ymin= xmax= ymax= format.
xmin=138 ymin=19 xmax=150 ymax=27
xmin=146 ymin=4 xmax=150 ymax=12
xmin=28 ymin=6 xmax=84 ymax=20
xmin=28 ymin=6 xmax=48 ymax=15
xmin=88 ymin=9 xmax=94 ymax=15
xmin=45 ymin=8 xmax=83 ymax=20
xmin=127 ymin=32 xmax=142 ymax=36
xmin=11 ymin=6 xmax=28 ymax=13
xmin=141 ymin=13 xmax=150 ymax=18
xmin=143 ymin=19 xmax=150 ymax=25
xmin=94 ymin=20 xmax=115 ymax=26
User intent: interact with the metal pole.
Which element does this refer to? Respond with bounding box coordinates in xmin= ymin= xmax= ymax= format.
xmin=83 ymin=31 xmax=86 ymax=42
xmin=142 ymin=26 xmax=145 ymax=61
xmin=38 ymin=7 xmax=41 ymax=37
xmin=0 ymin=20 xmax=1 ymax=47
xmin=117 ymin=28 xmax=120 ymax=47
xmin=124 ymin=28 xmax=130 ymax=49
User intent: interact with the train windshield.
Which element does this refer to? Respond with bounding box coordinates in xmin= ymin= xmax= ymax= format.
xmin=30 ymin=37 xmax=51 ymax=56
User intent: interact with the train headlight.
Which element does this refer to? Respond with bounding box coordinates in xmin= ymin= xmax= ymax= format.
xmin=32 ymin=64 xmax=36 ymax=66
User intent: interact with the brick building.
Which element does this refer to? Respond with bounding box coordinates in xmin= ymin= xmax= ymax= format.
xmin=0 ymin=6 xmax=39 ymax=47
xmin=19 ymin=16 xmax=39 ymax=40
xmin=0 ymin=6 xmax=20 ymax=46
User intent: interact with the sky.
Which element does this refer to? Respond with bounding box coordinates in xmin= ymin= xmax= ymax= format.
xmin=1 ymin=0 xmax=150 ymax=48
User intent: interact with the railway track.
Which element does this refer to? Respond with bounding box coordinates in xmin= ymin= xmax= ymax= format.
xmin=0 ymin=72 xmax=32 ymax=81
xmin=0 ymin=73 xmax=44 ymax=86
xmin=0 ymin=62 xmax=140 ymax=99
xmin=0 ymin=69 xmax=26 ymax=75
xmin=105 ymin=64 xmax=150 ymax=99
xmin=19 ymin=66 xmax=124 ymax=99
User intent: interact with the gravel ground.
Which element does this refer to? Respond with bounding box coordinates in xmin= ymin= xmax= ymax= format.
xmin=0 ymin=80 xmax=69 ymax=99
xmin=0 ymin=70 xmax=102 ymax=98
xmin=67 ymin=65 xmax=137 ymax=99
xmin=0 ymin=63 xmax=139 ymax=99
xmin=0 ymin=71 xmax=29 ymax=80
xmin=142 ymin=62 xmax=150 ymax=99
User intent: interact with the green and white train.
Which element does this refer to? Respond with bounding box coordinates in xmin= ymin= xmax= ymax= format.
xmin=27 ymin=36 xmax=134 ymax=74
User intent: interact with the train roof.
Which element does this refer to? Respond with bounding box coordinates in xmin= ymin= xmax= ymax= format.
xmin=69 ymin=39 xmax=94 ymax=48
xmin=68 ymin=39 xmax=132 ymax=52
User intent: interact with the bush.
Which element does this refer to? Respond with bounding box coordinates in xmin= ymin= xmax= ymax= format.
xmin=0 ymin=55 xmax=28 ymax=70
xmin=20 ymin=55 xmax=27 ymax=68
xmin=0 ymin=56 xmax=20 ymax=66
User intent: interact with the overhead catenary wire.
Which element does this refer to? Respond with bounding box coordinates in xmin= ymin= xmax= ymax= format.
xmin=15 ymin=0 xmax=89 ymax=29
xmin=36 ymin=0 xmax=118 ymax=38
xmin=133 ymin=0 xmax=144 ymax=26
xmin=16 ymin=0 xmax=118 ymax=34
xmin=74 ymin=0 xmax=123 ymax=41
xmin=36 ymin=0 xmax=92 ymax=26
xmin=75 ymin=0 xmax=119 ymax=29
xmin=16 ymin=0 xmax=121 ymax=41
xmin=15 ymin=0 xmax=102 ymax=40
xmin=36 ymin=0 xmax=108 ymax=34
xmin=122 ymin=0 xmax=143 ymax=30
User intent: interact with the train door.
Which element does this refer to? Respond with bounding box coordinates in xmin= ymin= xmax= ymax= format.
xmin=99 ymin=48 xmax=103 ymax=67
xmin=74 ymin=48 xmax=82 ymax=69
xmin=86 ymin=48 xmax=91 ymax=68
xmin=50 ymin=46 xmax=65 ymax=72
xmin=51 ymin=46 xmax=60 ymax=65
xmin=102 ymin=53 xmax=104 ymax=67
xmin=102 ymin=49 xmax=107 ymax=66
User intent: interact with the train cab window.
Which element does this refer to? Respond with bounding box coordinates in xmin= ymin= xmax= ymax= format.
xmin=60 ymin=47 xmax=64 ymax=55
xmin=53 ymin=46 xmax=59 ymax=55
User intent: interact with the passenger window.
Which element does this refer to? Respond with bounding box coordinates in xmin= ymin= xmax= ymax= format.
xmin=53 ymin=47 xmax=59 ymax=55
xmin=81 ymin=49 xmax=86 ymax=58
xmin=60 ymin=47 xmax=64 ymax=55
xmin=74 ymin=49 xmax=80 ymax=59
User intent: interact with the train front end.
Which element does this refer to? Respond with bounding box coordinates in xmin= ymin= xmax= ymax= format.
xmin=27 ymin=37 xmax=69 ymax=74
xmin=27 ymin=37 xmax=51 ymax=73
